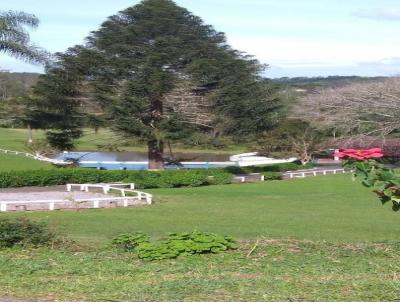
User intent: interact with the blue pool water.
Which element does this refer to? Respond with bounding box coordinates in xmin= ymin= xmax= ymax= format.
xmin=79 ymin=162 xmax=232 ymax=170
xmin=56 ymin=152 xmax=233 ymax=170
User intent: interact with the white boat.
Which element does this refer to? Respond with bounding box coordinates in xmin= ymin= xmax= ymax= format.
xmin=229 ymin=152 xmax=298 ymax=167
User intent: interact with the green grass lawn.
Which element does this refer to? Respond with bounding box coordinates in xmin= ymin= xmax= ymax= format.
xmin=0 ymin=154 xmax=53 ymax=171
xmin=1 ymin=175 xmax=400 ymax=301
xmin=3 ymin=174 xmax=399 ymax=244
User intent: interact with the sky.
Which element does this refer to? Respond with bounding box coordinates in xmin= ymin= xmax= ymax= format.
xmin=1 ymin=0 xmax=400 ymax=78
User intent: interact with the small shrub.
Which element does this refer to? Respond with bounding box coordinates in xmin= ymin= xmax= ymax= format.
xmin=111 ymin=232 xmax=150 ymax=252
xmin=224 ymin=162 xmax=312 ymax=175
xmin=262 ymin=171 xmax=283 ymax=180
xmin=0 ymin=218 xmax=55 ymax=248
xmin=111 ymin=231 xmax=238 ymax=261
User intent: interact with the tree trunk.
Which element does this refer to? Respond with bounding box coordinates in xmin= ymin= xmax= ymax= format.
xmin=148 ymin=139 xmax=164 ymax=170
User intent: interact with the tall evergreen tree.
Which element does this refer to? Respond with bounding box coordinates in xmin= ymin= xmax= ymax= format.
xmin=34 ymin=0 xmax=281 ymax=169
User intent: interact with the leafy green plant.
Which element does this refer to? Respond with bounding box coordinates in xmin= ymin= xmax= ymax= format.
xmin=345 ymin=160 xmax=400 ymax=211
xmin=338 ymin=148 xmax=400 ymax=212
xmin=112 ymin=231 xmax=238 ymax=261
xmin=111 ymin=232 xmax=150 ymax=252
xmin=0 ymin=218 xmax=55 ymax=248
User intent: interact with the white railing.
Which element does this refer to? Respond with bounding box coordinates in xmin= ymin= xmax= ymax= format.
xmin=285 ymin=169 xmax=346 ymax=179
xmin=0 ymin=148 xmax=70 ymax=165
xmin=66 ymin=182 xmax=152 ymax=204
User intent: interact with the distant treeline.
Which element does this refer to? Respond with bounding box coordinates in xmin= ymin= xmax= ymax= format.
xmin=0 ymin=72 xmax=39 ymax=100
xmin=272 ymin=75 xmax=388 ymax=90
xmin=0 ymin=72 xmax=391 ymax=99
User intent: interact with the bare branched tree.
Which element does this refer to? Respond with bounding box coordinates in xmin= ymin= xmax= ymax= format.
xmin=295 ymin=77 xmax=400 ymax=137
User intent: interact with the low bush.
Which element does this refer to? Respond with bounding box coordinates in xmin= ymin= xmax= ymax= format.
xmin=262 ymin=171 xmax=283 ymax=180
xmin=0 ymin=168 xmax=233 ymax=189
xmin=0 ymin=218 xmax=55 ymax=248
xmin=112 ymin=231 xmax=238 ymax=261
xmin=224 ymin=162 xmax=313 ymax=175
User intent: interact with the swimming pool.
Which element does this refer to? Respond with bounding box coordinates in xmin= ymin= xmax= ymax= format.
xmin=56 ymin=152 xmax=234 ymax=170
xmin=79 ymin=161 xmax=233 ymax=170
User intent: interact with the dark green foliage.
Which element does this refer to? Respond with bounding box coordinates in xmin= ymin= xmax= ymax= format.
xmin=112 ymin=231 xmax=238 ymax=260
xmin=0 ymin=218 xmax=54 ymax=248
xmin=224 ymin=162 xmax=312 ymax=174
xmin=261 ymin=171 xmax=283 ymax=180
xmin=0 ymin=168 xmax=233 ymax=189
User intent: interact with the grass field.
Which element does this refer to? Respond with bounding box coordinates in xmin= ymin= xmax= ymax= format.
xmin=0 ymin=154 xmax=53 ymax=171
xmin=1 ymin=175 xmax=400 ymax=301
xmin=4 ymin=174 xmax=399 ymax=244
xmin=1 ymin=241 xmax=399 ymax=301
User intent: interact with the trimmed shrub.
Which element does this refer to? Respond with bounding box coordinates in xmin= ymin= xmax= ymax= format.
xmin=0 ymin=168 xmax=233 ymax=189
xmin=224 ymin=162 xmax=313 ymax=175
xmin=0 ymin=218 xmax=55 ymax=248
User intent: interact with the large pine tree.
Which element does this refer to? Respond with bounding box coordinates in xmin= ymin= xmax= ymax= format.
xmin=34 ymin=0 xmax=281 ymax=169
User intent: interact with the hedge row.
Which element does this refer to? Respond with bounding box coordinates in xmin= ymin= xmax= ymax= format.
xmin=0 ymin=168 xmax=233 ymax=189
xmin=224 ymin=162 xmax=312 ymax=174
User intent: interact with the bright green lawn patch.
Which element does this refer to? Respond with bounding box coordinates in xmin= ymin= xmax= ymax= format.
xmin=0 ymin=154 xmax=53 ymax=171
xmin=0 ymin=241 xmax=399 ymax=301
xmin=4 ymin=175 xmax=400 ymax=243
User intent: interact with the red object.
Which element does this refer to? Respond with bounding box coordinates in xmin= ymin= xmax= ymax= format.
xmin=334 ymin=148 xmax=384 ymax=160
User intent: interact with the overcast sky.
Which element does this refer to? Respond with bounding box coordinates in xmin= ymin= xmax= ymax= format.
xmin=2 ymin=0 xmax=400 ymax=78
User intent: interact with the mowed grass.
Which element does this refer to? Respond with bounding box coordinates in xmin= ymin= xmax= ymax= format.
xmin=2 ymin=175 xmax=400 ymax=301
xmin=0 ymin=154 xmax=53 ymax=171
xmin=1 ymin=241 xmax=399 ymax=301
xmin=4 ymin=174 xmax=400 ymax=243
